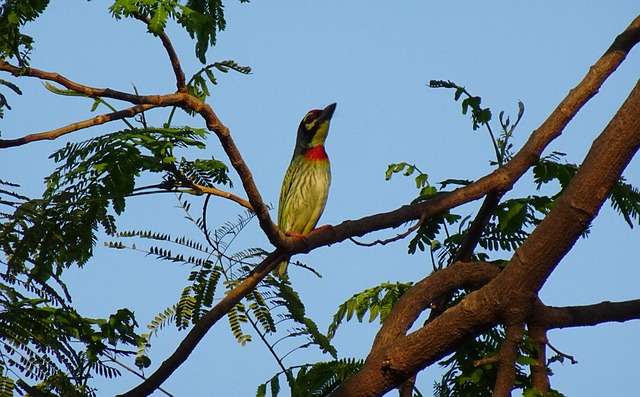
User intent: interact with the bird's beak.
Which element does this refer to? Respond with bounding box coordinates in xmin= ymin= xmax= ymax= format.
xmin=319 ymin=102 xmax=337 ymax=122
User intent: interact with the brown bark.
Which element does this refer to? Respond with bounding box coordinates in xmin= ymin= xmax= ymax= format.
xmin=0 ymin=104 xmax=156 ymax=148
xmin=330 ymin=76 xmax=640 ymax=397
xmin=493 ymin=325 xmax=524 ymax=397
xmin=533 ymin=299 xmax=640 ymax=329
xmin=528 ymin=325 xmax=550 ymax=394
xmin=132 ymin=13 xmax=187 ymax=91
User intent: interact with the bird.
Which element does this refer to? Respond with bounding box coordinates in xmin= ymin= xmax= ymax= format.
xmin=276 ymin=102 xmax=337 ymax=278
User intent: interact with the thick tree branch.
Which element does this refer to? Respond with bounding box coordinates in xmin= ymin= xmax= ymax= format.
xmin=0 ymin=104 xmax=156 ymax=148
xmin=527 ymin=324 xmax=550 ymax=394
xmin=132 ymin=13 xmax=186 ymax=91
xmin=533 ymin=299 xmax=640 ymax=329
xmin=117 ymin=250 xmax=287 ymax=397
xmin=370 ymin=261 xmax=500 ymax=355
xmin=331 ymin=66 xmax=640 ymax=397
xmin=493 ymin=324 xmax=524 ymax=397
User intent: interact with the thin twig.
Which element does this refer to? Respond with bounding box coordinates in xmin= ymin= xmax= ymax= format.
xmin=245 ymin=312 xmax=294 ymax=384
xmin=546 ymin=340 xmax=578 ymax=365
xmin=349 ymin=220 xmax=421 ymax=247
xmin=132 ymin=13 xmax=186 ymax=91
xmin=105 ymin=353 xmax=174 ymax=397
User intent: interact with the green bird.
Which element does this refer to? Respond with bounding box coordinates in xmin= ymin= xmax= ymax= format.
xmin=276 ymin=103 xmax=337 ymax=278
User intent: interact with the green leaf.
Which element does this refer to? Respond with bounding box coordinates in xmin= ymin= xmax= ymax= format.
xmin=270 ymin=374 xmax=280 ymax=397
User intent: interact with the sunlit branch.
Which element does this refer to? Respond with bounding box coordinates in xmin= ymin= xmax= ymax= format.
xmin=0 ymin=104 xmax=156 ymax=148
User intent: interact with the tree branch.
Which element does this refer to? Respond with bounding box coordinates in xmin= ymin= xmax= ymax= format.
xmin=132 ymin=13 xmax=186 ymax=91
xmin=0 ymin=104 xmax=156 ymax=148
xmin=0 ymin=60 xmax=279 ymax=241
xmin=493 ymin=324 xmax=524 ymax=397
xmin=527 ymin=324 xmax=550 ymax=394
xmin=454 ymin=191 xmax=501 ymax=262
xmin=190 ymin=184 xmax=253 ymax=211
xmin=533 ymin=298 xmax=640 ymax=329
xmin=370 ymin=261 xmax=501 ymax=355
xmin=117 ymin=250 xmax=286 ymax=397
xmin=331 ymin=33 xmax=640 ymax=396
xmin=291 ymin=15 xmax=640 ymax=259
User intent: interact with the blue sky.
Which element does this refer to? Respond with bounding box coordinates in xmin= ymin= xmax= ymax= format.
xmin=2 ymin=1 xmax=640 ymax=396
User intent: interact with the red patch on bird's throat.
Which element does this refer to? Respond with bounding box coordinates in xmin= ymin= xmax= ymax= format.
xmin=304 ymin=145 xmax=328 ymax=161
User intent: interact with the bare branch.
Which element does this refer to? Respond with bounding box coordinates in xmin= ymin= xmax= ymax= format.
xmin=528 ymin=325 xmax=550 ymax=394
xmin=0 ymin=104 xmax=156 ymax=148
xmin=370 ymin=261 xmax=501 ymax=354
xmin=546 ymin=340 xmax=577 ymax=365
xmin=454 ymin=191 xmax=501 ymax=262
xmin=533 ymin=298 xmax=640 ymax=329
xmin=191 ymin=184 xmax=253 ymax=211
xmin=132 ymin=13 xmax=186 ymax=91
xmin=349 ymin=220 xmax=421 ymax=247
xmin=398 ymin=375 xmax=416 ymax=397
xmin=493 ymin=324 xmax=524 ymax=397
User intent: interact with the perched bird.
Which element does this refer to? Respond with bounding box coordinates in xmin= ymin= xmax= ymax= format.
xmin=276 ymin=103 xmax=337 ymax=277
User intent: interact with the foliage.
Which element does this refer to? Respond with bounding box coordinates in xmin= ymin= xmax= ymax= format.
xmin=327 ymin=282 xmax=413 ymax=339
xmin=185 ymin=60 xmax=252 ymax=103
xmin=0 ymin=126 xmax=229 ymax=285
xmin=1 ymin=182 xmax=142 ymax=396
xmin=106 ymin=196 xmax=337 ymax=373
xmin=0 ymin=0 xmax=49 ymax=64
xmin=110 ymin=0 xmax=250 ymax=63
xmin=256 ymin=359 xmax=364 ymax=397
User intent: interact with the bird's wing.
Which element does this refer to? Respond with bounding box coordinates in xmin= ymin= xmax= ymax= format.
xmin=278 ymin=159 xmax=301 ymax=229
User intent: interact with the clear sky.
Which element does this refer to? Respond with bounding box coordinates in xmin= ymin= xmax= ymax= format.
xmin=2 ymin=1 xmax=640 ymax=396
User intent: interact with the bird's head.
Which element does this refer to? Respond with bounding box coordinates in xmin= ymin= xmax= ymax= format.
xmin=295 ymin=103 xmax=337 ymax=151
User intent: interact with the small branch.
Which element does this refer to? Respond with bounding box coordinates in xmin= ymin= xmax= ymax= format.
xmin=245 ymin=312 xmax=294 ymax=385
xmin=132 ymin=13 xmax=186 ymax=91
xmin=493 ymin=324 xmax=524 ymax=397
xmin=528 ymin=324 xmax=550 ymax=395
xmin=189 ymin=183 xmax=253 ymax=211
xmin=0 ymin=104 xmax=156 ymax=148
xmin=453 ymin=191 xmax=501 ymax=262
xmin=485 ymin=122 xmax=503 ymax=166
xmin=104 ymin=353 xmax=175 ymax=397
xmin=546 ymin=340 xmax=577 ymax=365
xmin=349 ymin=220 xmax=421 ymax=247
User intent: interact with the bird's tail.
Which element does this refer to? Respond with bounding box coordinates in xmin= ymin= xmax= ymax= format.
xmin=276 ymin=259 xmax=290 ymax=279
